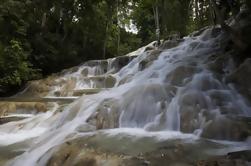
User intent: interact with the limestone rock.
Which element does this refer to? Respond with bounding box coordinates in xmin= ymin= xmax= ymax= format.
xmin=111 ymin=55 xmax=136 ymax=72
xmin=104 ymin=75 xmax=116 ymax=88
xmin=46 ymin=139 xmax=122 ymax=166
xmin=201 ymin=116 xmax=251 ymax=141
xmin=0 ymin=102 xmax=47 ymax=116
xmin=81 ymin=68 xmax=88 ymax=76
xmin=165 ymin=66 xmax=198 ymax=86
xmin=159 ymin=40 xmax=179 ymax=50
xmin=87 ymin=99 xmax=120 ymax=130
xmin=139 ymin=50 xmax=162 ymax=71
xmin=118 ymin=74 xmax=134 ymax=86
xmin=59 ymin=78 xmax=77 ymax=96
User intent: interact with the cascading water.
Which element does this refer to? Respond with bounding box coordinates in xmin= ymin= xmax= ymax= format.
xmin=1 ymin=28 xmax=251 ymax=166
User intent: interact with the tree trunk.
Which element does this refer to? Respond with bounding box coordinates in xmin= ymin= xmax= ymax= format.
xmin=117 ymin=0 xmax=120 ymax=56
xmin=153 ymin=1 xmax=160 ymax=45
xmin=103 ymin=21 xmax=109 ymax=59
xmin=41 ymin=12 xmax=47 ymax=28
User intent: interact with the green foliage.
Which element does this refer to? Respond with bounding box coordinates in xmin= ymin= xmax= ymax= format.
xmin=0 ymin=40 xmax=40 ymax=87
xmin=119 ymin=28 xmax=141 ymax=55
xmin=0 ymin=0 xmax=248 ymax=94
xmin=131 ymin=0 xmax=191 ymax=44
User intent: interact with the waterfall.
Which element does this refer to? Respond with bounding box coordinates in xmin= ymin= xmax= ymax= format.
xmin=1 ymin=28 xmax=251 ymax=166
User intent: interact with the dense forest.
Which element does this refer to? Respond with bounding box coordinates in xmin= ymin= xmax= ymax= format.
xmin=0 ymin=0 xmax=250 ymax=94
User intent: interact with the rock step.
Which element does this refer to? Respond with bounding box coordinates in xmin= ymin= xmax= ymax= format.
xmin=0 ymin=114 xmax=35 ymax=124
xmin=54 ymin=88 xmax=111 ymax=96
xmin=0 ymin=116 xmax=27 ymax=124
xmin=81 ymin=75 xmax=116 ymax=88
xmin=0 ymin=97 xmax=78 ymax=103
xmin=72 ymin=88 xmax=111 ymax=96
xmin=82 ymin=75 xmax=113 ymax=79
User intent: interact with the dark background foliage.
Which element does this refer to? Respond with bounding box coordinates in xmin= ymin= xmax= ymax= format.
xmin=0 ymin=0 xmax=248 ymax=95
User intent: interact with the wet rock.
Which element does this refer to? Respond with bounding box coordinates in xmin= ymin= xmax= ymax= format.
xmin=195 ymin=151 xmax=251 ymax=166
xmin=207 ymin=89 xmax=233 ymax=107
xmin=85 ymin=60 xmax=108 ymax=68
xmin=119 ymin=84 xmax=172 ymax=128
xmin=81 ymin=75 xmax=116 ymax=88
xmin=60 ymin=66 xmax=79 ymax=75
xmin=230 ymin=9 xmax=251 ymax=53
xmin=165 ymin=66 xmax=198 ymax=86
xmin=195 ymin=158 xmax=247 ymax=166
xmin=68 ymin=66 xmax=79 ymax=74
xmin=178 ymin=89 xmax=212 ymax=133
xmin=178 ymin=88 xmax=251 ymax=140
xmin=139 ymin=50 xmax=162 ymax=71
xmin=83 ymin=60 xmax=109 ymax=75
xmin=0 ymin=102 xmax=47 ymax=116
xmin=227 ymin=58 xmax=251 ymax=101
xmin=76 ymin=124 xmax=96 ymax=132
xmin=104 ymin=75 xmax=116 ymax=88
xmin=159 ymin=40 xmax=179 ymax=50
xmin=0 ymin=116 xmax=27 ymax=124
xmin=189 ymin=41 xmax=200 ymax=50
xmin=46 ymin=135 xmax=199 ymax=166
xmin=81 ymin=68 xmax=88 ymax=76
xmin=227 ymin=150 xmax=251 ymax=161
xmin=118 ymin=74 xmax=134 ymax=86
xmin=144 ymin=45 xmax=155 ymax=51
xmin=179 ymin=90 xmax=208 ymax=108
xmin=87 ymin=99 xmax=120 ymax=130
xmin=22 ymin=75 xmax=61 ymax=97
xmin=190 ymin=26 xmax=209 ymax=37
xmin=200 ymin=27 xmax=222 ymax=41
xmin=34 ymin=103 xmax=47 ymax=112
xmin=207 ymin=54 xmax=229 ymax=74
xmin=47 ymin=139 xmax=122 ymax=166
xmin=211 ymin=27 xmax=222 ymax=38
xmin=111 ymin=55 xmax=136 ymax=73
xmin=201 ymin=116 xmax=251 ymax=141
xmin=0 ymin=103 xmax=16 ymax=116
xmin=218 ymin=106 xmax=239 ymax=115
xmin=59 ymin=78 xmax=77 ymax=96
xmin=23 ymin=81 xmax=50 ymax=97
xmin=179 ymin=106 xmax=202 ymax=133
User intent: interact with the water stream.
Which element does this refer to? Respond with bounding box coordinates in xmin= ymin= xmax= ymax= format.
xmin=1 ymin=28 xmax=251 ymax=166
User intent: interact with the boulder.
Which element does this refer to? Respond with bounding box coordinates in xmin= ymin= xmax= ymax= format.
xmin=110 ymin=55 xmax=136 ymax=72
xmin=227 ymin=58 xmax=251 ymax=101
xmin=87 ymin=99 xmax=120 ymax=130
xmin=207 ymin=53 xmax=229 ymax=74
xmin=81 ymin=68 xmax=88 ymax=76
xmin=165 ymin=66 xmax=198 ymax=86
xmin=138 ymin=50 xmax=162 ymax=71
xmin=118 ymin=74 xmax=134 ymax=86
xmin=201 ymin=116 xmax=251 ymax=141
xmin=159 ymin=40 xmax=179 ymax=50
xmin=104 ymin=75 xmax=116 ymax=88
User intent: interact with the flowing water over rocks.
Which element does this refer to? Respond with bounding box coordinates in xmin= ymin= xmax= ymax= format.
xmin=0 ymin=29 xmax=251 ymax=166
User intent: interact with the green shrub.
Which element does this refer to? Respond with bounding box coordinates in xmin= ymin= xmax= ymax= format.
xmin=0 ymin=40 xmax=40 ymax=88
